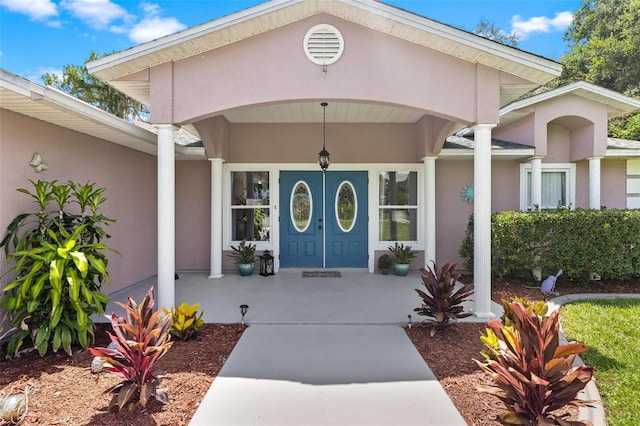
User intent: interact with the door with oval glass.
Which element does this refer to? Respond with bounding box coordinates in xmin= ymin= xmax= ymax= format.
xmin=279 ymin=171 xmax=368 ymax=268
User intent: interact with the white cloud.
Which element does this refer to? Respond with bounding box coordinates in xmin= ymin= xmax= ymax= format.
xmin=129 ymin=16 xmax=186 ymax=43
xmin=0 ymin=0 xmax=57 ymax=20
xmin=140 ymin=1 xmax=161 ymax=16
xmin=60 ymin=0 xmax=134 ymax=30
xmin=511 ymin=11 xmax=573 ymax=40
xmin=45 ymin=20 xmax=63 ymax=29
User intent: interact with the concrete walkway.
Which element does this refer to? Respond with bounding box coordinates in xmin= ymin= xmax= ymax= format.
xmin=102 ymin=270 xmax=484 ymax=425
xmin=189 ymin=324 xmax=466 ymax=425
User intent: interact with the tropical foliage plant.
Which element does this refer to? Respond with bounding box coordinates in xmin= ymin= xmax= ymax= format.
xmin=89 ymin=287 xmax=173 ymax=410
xmin=388 ymin=242 xmax=417 ymax=264
xmin=377 ymin=254 xmax=393 ymax=275
xmin=476 ymin=301 xmax=595 ymax=425
xmin=228 ymin=240 xmax=256 ymax=264
xmin=163 ymin=302 xmax=204 ymax=340
xmin=481 ymin=297 xmax=549 ymax=360
xmin=0 ymin=180 xmax=118 ymax=358
xmin=413 ymin=262 xmax=474 ymax=336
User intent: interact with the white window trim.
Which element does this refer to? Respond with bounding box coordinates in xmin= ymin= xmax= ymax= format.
xmin=223 ymin=163 xmax=425 ymax=272
xmin=373 ymin=166 xmax=423 ymax=250
xmin=519 ymin=163 xmax=576 ymax=211
xmin=224 ymin=165 xmax=275 ymax=252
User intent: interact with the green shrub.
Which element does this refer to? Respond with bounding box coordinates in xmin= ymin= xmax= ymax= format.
xmin=89 ymin=287 xmax=173 ymax=410
xmin=459 ymin=209 xmax=640 ymax=280
xmin=0 ymin=180 xmax=118 ymax=358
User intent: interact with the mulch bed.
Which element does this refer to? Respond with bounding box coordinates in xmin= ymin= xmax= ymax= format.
xmin=406 ymin=276 xmax=638 ymax=425
xmin=1 ymin=277 xmax=637 ymax=425
xmin=0 ymin=323 xmax=245 ymax=426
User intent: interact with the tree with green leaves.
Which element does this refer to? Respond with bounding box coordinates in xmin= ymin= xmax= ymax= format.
xmin=43 ymin=51 xmax=149 ymax=121
xmin=558 ymin=0 xmax=640 ymax=139
xmin=474 ymin=19 xmax=520 ymax=47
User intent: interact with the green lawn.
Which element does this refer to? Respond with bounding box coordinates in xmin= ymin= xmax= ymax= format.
xmin=560 ymin=299 xmax=640 ymax=426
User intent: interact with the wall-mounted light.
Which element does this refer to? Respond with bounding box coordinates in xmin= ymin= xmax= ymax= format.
xmin=29 ymin=153 xmax=48 ymax=173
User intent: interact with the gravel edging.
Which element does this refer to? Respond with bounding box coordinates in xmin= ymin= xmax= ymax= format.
xmin=547 ymin=293 xmax=640 ymax=426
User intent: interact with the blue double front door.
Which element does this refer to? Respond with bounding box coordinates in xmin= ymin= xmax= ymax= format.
xmin=279 ymin=171 xmax=368 ymax=268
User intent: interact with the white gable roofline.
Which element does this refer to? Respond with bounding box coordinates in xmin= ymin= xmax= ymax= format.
xmin=0 ymin=69 xmax=203 ymax=158
xmin=501 ymin=81 xmax=640 ymax=119
xmin=87 ymin=0 xmax=561 ymax=86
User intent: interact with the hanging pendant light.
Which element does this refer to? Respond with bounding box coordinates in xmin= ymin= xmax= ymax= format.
xmin=318 ymin=102 xmax=330 ymax=171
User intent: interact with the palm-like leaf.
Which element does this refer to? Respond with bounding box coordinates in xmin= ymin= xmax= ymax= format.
xmin=89 ymin=287 xmax=173 ymax=410
xmin=414 ymin=262 xmax=474 ymax=335
xmin=476 ymin=302 xmax=595 ymax=425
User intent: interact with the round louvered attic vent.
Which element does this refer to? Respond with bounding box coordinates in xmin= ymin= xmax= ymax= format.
xmin=303 ymin=24 xmax=344 ymax=66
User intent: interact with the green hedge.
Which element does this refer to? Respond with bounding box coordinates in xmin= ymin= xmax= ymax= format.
xmin=459 ymin=209 xmax=640 ymax=280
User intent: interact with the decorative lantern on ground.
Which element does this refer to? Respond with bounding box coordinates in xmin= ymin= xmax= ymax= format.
xmin=259 ymin=250 xmax=275 ymax=276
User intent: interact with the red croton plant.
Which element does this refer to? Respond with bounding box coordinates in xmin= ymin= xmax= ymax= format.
xmin=476 ymin=301 xmax=595 ymax=425
xmin=89 ymin=287 xmax=173 ymax=410
xmin=414 ymin=262 xmax=474 ymax=336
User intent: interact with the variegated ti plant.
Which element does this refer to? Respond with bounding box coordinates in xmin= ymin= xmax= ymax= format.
xmin=414 ymin=262 xmax=474 ymax=336
xmin=476 ymin=301 xmax=595 ymax=425
xmin=89 ymin=287 xmax=173 ymax=410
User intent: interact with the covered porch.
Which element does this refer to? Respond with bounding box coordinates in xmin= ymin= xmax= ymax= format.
xmin=99 ymin=270 xmax=502 ymax=325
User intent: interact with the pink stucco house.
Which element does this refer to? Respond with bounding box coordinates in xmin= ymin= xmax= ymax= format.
xmin=2 ymin=0 xmax=640 ymax=316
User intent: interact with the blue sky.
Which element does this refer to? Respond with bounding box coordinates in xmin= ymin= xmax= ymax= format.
xmin=0 ymin=0 xmax=582 ymax=84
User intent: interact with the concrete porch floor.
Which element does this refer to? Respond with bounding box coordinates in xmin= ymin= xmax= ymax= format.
xmin=100 ymin=269 xmax=502 ymax=325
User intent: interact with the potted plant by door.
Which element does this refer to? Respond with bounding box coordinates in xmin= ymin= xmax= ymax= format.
xmin=378 ymin=253 xmax=393 ymax=275
xmin=229 ymin=240 xmax=257 ymax=276
xmin=388 ymin=242 xmax=417 ymax=276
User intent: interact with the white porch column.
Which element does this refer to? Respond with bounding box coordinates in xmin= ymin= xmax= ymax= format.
xmin=530 ymin=156 xmax=543 ymax=211
xmin=473 ymin=124 xmax=496 ymax=318
xmin=209 ymin=158 xmax=224 ymax=278
xmin=156 ymin=124 xmax=175 ymax=311
xmin=423 ymin=157 xmax=437 ymax=268
xmin=588 ymin=157 xmax=602 ymax=209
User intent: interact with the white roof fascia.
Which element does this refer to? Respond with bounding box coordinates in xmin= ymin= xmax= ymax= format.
xmin=87 ymin=0 xmax=298 ymax=76
xmin=41 ymin=86 xmax=156 ymax=141
xmin=1 ymin=69 xmax=46 ymax=98
xmin=439 ymin=148 xmax=534 ymax=158
xmin=606 ymin=150 xmax=640 ymax=158
xmin=1 ymin=69 xmax=158 ymax=154
xmin=88 ymin=0 xmax=561 ymax=84
xmin=501 ymin=81 xmax=640 ymax=116
xmin=348 ymin=0 xmax=561 ymax=80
